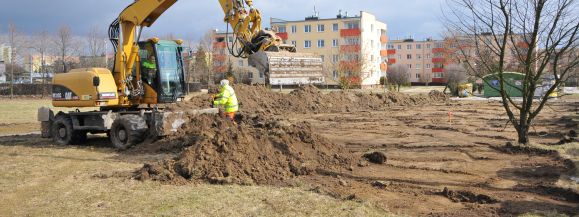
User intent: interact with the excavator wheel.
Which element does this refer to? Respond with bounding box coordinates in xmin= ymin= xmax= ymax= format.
xmin=51 ymin=114 xmax=86 ymax=145
xmin=109 ymin=115 xmax=148 ymax=150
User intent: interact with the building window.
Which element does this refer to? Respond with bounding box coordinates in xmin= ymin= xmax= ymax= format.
xmin=371 ymin=40 xmax=374 ymax=49
xmin=305 ymin=40 xmax=312 ymax=48
xmin=333 ymin=23 xmax=339 ymax=32
xmin=333 ymin=70 xmax=338 ymax=78
xmin=259 ymin=72 xmax=264 ymax=78
xmin=291 ymin=25 xmax=297 ymax=33
xmin=417 ymin=54 xmax=422 ymax=60
xmin=426 ymin=54 xmax=431 ymax=59
xmin=398 ymin=54 xmax=402 ymax=59
xmin=320 ymin=55 xmax=325 ymax=62
xmin=416 ymin=73 xmax=421 ymax=79
xmin=407 ymin=44 xmax=412 ymax=50
xmin=344 ymin=37 xmax=360 ymax=45
xmin=408 ymin=64 xmax=412 ymax=69
xmin=387 ymin=43 xmax=394 ymax=49
xmin=228 ymin=36 xmax=234 ymax=43
xmin=238 ymin=60 xmax=244 ymax=66
xmin=371 ymin=24 xmax=374 ymax=32
xmin=427 ymin=44 xmax=432 ymax=49
xmin=291 ymin=41 xmax=297 ymax=46
xmin=248 ymin=72 xmax=253 ymax=79
xmin=416 ymin=44 xmax=422 ymax=49
xmin=278 ymin=26 xmax=287 ymax=33
xmin=426 ymin=64 xmax=431 ymax=69
xmin=397 ymin=45 xmax=402 ymax=50
xmin=317 ymin=24 xmax=325 ymax=32
xmin=317 ymin=40 xmax=325 ymax=48
xmin=434 ymin=73 xmax=443 ymax=78
xmin=332 ymin=54 xmax=339 ymax=63
xmin=407 ymin=54 xmax=412 ymax=59
xmin=332 ymin=39 xmax=339 ymax=47
xmin=416 ymin=64 xmax=421 ymax=69
xmin=305 ymin=25 xmax=312 ymax=33
xmin=345 ymin=21 xmax=360 ymax=29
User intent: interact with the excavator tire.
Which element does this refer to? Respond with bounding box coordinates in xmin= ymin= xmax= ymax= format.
xmin=110 ymin=114 xmax=148 ymax=150
xmin=52 ymin=114 xmax=86 ymax=145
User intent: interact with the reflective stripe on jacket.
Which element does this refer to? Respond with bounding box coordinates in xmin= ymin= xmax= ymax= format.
xmin=213 ymin=85 xmax=239 ymax=113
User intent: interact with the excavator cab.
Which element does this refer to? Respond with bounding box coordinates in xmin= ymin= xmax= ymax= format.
xmin=138 ymin=40 xmax=186 ymax=104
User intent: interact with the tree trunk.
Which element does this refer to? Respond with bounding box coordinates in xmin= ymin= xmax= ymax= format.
xmin=397 ymin=84 xmax=401 ymax=92
xmin=516 ymin=124 xmax=530 ymax=145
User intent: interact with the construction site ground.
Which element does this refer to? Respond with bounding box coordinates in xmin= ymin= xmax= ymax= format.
xmin=0 ymin=86 xmax=578 ymax=217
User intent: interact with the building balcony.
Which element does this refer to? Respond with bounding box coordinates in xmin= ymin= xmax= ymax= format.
xmin=213 ymin=42 xmax=226 ymax=49
xmin=339 ymin=60 xmax=361 ymax=70
xmin=340 ymin=28 xmax=361 ymax=37
xmin=340 ymin=45 xmax=361 ymax=53
xmin=380 ymin=50 xmax=388 ymax=57
xmin=213 ymin=54 xmax=226 ymax=62
xmin=432 ymin=58 xmax=445 ymax=63
xmin=388 ymin=58 xmax=396 ymax=64
xmin=380 ymin=63 xmax=387 ymax=71
xmin=380 ymin=35 xmax=388 ymax=43
xmin=213 ymin=66 xmax=226 ymax=73
xmin=276 ymin=32 xmax=288 ymax=41
xmin=387 ymin=49 xmax=396 ymax=55
xmin=432 ymin=68 xmax=444 ymax=73
xmin=432 ymin=48 xmax=445 ymax=53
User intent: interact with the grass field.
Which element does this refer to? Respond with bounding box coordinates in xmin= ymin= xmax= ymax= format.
xmin=0 ymin=99 xmax=94 ymax=135
xmin=0 ymin=141 xmax=389 ymax=217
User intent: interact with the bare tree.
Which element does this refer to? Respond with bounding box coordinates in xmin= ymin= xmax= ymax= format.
xmin=54 ymin=25 xmax=78 ymax=73
xmin=387 ymin=64 xmax=410 ymax=92
xmin=7 ymin=23 xmax=19 ymax=99
xmin=443 ymin=64 xmax=468 ymax=95
xmin=86 ymin=26 xmax=106 ymax=68
xmin=445 ymin=0 xmax=579 ymax=144
xmin=420 ymin=70 xmax=433 ymax=86
xmin=31 ymin=31 xmax=52 ymax=97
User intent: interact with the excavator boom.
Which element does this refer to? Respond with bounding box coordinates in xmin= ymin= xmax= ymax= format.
xmin=218 ymin=0 xmax=324 ymax=85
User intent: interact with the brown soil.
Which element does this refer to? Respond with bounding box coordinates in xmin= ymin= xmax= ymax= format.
xmin=136 ymin=114 xmax=355 ymax=185
xmin=172 ymin=85 xmax=449 ymax=115
xmin=136 ymin=85 xmax=579 ymax=216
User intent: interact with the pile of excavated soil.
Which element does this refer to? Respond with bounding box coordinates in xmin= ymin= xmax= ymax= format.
xmin=136 ymin=114 xmax=355 ymax=185
xmin=173 ymin=85 xmax=449 ymax=115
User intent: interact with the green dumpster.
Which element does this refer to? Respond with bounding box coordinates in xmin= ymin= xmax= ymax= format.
xmin=483 ymin=72 xmax=525 ymax=97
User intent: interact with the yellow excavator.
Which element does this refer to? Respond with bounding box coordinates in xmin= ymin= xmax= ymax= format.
xmin=38 ymin=0 xmax=322 ymax=149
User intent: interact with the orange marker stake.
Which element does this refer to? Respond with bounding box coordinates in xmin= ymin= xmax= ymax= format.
xmin=448 ymin=111 xmax=453 ymax=123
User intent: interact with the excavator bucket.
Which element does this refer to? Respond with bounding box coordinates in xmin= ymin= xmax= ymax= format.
xmin=249 ymin=51 xmax=325 ymax=85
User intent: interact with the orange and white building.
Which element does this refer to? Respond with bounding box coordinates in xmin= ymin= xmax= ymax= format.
xmin=270 ymin=11 xmax=388 ymax=87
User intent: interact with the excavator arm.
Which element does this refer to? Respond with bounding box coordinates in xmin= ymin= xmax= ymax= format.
xmin=109 ymin=0 xmax=178 ymax=105
xmin=217 ymin=0 xmax=324 ymax=85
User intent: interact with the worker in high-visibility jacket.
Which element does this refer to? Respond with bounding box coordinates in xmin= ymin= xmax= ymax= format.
xmin=213 ymin=79 xmax=239 ymax=120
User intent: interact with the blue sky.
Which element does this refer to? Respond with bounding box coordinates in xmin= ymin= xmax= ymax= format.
xmin=0 ymin=0 xmax=446 ymax=41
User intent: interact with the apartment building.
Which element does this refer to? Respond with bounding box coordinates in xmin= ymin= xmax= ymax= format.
xmin=0 ymin=61 xmax=5 ymax=83
xmin=387 ymin=38 xmax=445 ymax=84
xmin=388 ymin=34 xmax=530 ymax=85
xmin=0 ymin=44 xmax=11 ymax=63
xmin=271 ymin=11 xmax=388 ymax=87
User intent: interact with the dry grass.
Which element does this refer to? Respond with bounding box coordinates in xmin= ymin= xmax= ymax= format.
xmin=0 ymin=99 xmax=94 ymax=135
xmin=0 ymin=142 xmax=390 ymax=217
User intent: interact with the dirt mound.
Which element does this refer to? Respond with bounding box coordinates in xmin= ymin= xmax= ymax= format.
xmin=174 ymin=85 xmax=449 ymax=115
xmin=136 ymin=114 xmax=355 ymax=185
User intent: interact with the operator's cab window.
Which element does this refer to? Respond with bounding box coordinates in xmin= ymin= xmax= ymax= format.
xmin=139 ymin=43 xmax=158 ymax=88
